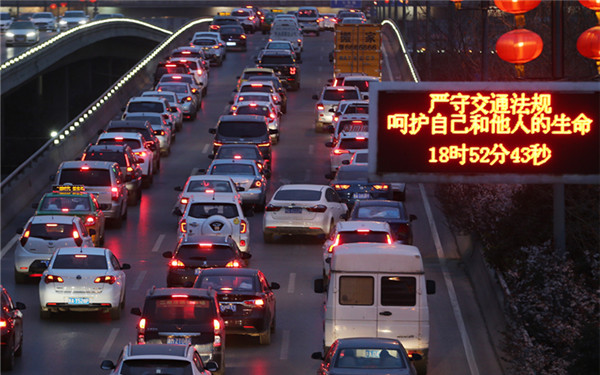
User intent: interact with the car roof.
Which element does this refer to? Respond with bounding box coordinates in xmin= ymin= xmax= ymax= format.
xmin=338 ymin=113 xmax=369 ymax=120
xmin=99 ymin=132 xmax=144 ymax=141
xmin=335 ymin=220 xmax=391 ymax=232
xmin=198 ymin=267 xmax=258 ymax=277
xmin=85 ymin=144 xmax=131 ymax=152
xmin=146 ymin=286 xmax=216 ymax=298
xmin=128 ymin=96 xmax=166 ymax=103
xmin=29 ymin=215 xmax=79 ymax=224
xmin=128 ymin=344 xmax=190 ymax=358
xmin=210 ymin=158 xmax=258 ymax=166
xmin=242 ymin=67 xmax=276 ymax=73
xmin=353 ymin=199 xmax=403 ymax=208
xmin=187 ymin=175 xmax=235 ymax=182
xmin=55 ymin=247 xmax=107 ymax=256
xmin=219 ymin=114 xmax=267 ymax=123
xmin=59 ymin=160 xmax=117 ymax=169
xmin=276 ymin=184 xmax=327 ymax=192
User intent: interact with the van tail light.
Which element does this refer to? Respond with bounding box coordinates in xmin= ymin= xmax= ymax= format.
xmin=243 ymin=298 xmax=265 ymax=307
xmin=85 ymin=216 xmax=96 ymax=226
xmin=333 ymin=149 xmax=349 ymax=155
xmin=111 ymin=187 xmax=119 ymax=201
xmin=0 ymin=319 xmax=7 ymax=329
xmin=225 ymin=260 xmax=242 ymax=268
xmin=250 ymin=180 xmax=262 ymax=189
xmin=20 ymin=223 xmax=32 ymax=246
xmin=179 ymin=219 xmax=187 ymax=233
xmin=44 ymin=275 xmax=64 ymax=284
xmin=257 ymin=142 xmax=270 ymax=148
xmin=371 ymin=184 xmax=389 ymax=190
xmin=397 ymin=224 xmax=410 ymax=241
xmin=306 ymin=205 xmax=327 ymax=213
xmin=265 ymin=205 xmax=281 ymax=212
xmin=334 ymin=184 xmax=350 ymax=190
xmin=240 ymin=219 xmax=248 ymax=234
xmin=170 ymin=259 xmax=185 ymax=268
xmin=328 ymin=234 xmax=341 ymax=253
xmin=289 ymin=67 xmax=296 ymax=75
xmin=94 ymin=275 xmax=116 ymax=284
xmin=180 ymin=197 xmax=189 ymax=205
xmin=317 ymin=104 xmax=324 ymax=111
xmin=213 ymin=319 xmax=222 ymax=347
xmin=154 ymin=130 xmax=165 ymax=136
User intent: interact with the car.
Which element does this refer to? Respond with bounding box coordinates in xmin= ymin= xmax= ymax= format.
xmin=193 ymin=268 xmax=279 ymax=344
xmin=155 ymin=82 xmax=199 ymax=120
xmin=140 ymin=90 xmax=184 ymax=131
xmin=39 ymin=246 xmax=130 ymax=320
xmin=229 ymin=92 xmax=282 ymax=116
xmin=261 ymin=10 xmax=283 ymax=34
xmin=5 ymin=21 xmax=39 ymax=46
xmin=121 ymin=96 xmax=178 ymax=135
xmin=269 ymin=21 xmax=303 ymax=54
xmin=327 ymin=164 xmax=393 ymax=208
xmin=209 ymin=114 xmax=274 ymax=162
xmin=173 ymin=194 xmax=250 ymax=253
xmin=53 ymin=160 xmax=129 ymax=226
xmin=102 ymin=120 xmax=161 ymax=174
xmin=311 ymin=337 xmax=420 ymax=375
xmin=341 ymin=17 xmax=366 ymax=24
xmin=219 ymin=24 xmax=247 ymax=51
xmin=326 ymin=132 xmax=369 ymax=172
xmin=209 ymin=14 xmax=240 ymax=31
xmin=169 ymin=46 xmax=211 ymax=72
xmin=92 ymin=13 xmax=124 ymax=21
xmin=101 ymin=343 xmax=219 ymax=375
xmin=14 ymin=215 xmax=94 ymax=283
xmin=296 ymin=6 xmax=320 ymax=35
xmin=96 ymin=132 xmax=155 ymax=187
xmin=246 ymin=76 xmax=288 ymax=113
xmin=1 ymin=286 xmax=25 ymax=371
xmin=337 ymin=9 xmax=366 ymax=23
xmin=173 ymin=174 xmax=242 ymax=215
xmin=262 ymin=184 xmax=348 ymax=243
xmin=162 ymin=236 xmax=251 ymax=287
xmin=15 ymin=12 xmax=34 ymax=21
xmin=209 ymin=144 xmax=269 ymax=172
xmin=0 ymin=12 xmax=14 ymax=31
xmin=190 ymin=36 xmax=225 ymax=66
xmin=319 ymin=13 xmax=336 ymax=31
xmin=329 ymin=99 xmax=369 ymax=131
xmin=32 ymin=185 xmax=107 ymax=245
xmin=169 ymin=57 xmax=209 ymax=96
xmin=236 ymin=81 xmax=284 ymax=111
xmin=313 ymin=85 xmax=361 ymax=132
xmin=231 ymin=8 xmax=258 ymax=33
xmin=235 ymin=67 xmax=277 ymax=91
xmin=232 ymin=102 xmax=281 ymax=144
xmin=201 ymin=158 xmax=269 ymax=211
xmin=330 ymin=114 xmax=369 ymax=143
xmin=58 ymin=10 xmax=89 ymax=30
xmin=349 ymin=200 xmax=417 ymax=244
xmin=130 ymin=287 xmax=225 ymax=374
xmin=31 ymin=12 xmax=57 ymax=31
xmin=335 ymin=75 xmax=381 ymax=100
xmin=158 ymin=74 xmax=203 ymax=104
xmin=256 ymin=49 xmax=301 ymax=91
xmin=121 ymin=113 xmax=174 ymax=156
xmin=81 ymin=144 xmax=144 ymax=205
xmin=153 ymin=60 xmax=191 ymax=86
xmin=262 ymin=39 xmax=301 ymax=61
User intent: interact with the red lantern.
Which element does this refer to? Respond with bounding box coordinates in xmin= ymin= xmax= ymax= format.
xmin=577 ymin=26 xmax=600 ymax=60
xmin=579 ymin=0 xmax=600 ymax=11
xmin=494 ymin=0 xmax=541 ymax=14
xmin=496 ymin=29 xmax=543 ymax=63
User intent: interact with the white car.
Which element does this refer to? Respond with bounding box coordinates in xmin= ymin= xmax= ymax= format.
xmin=231 ymin=8 xmax=259 ymax=33
xmin=141 ymin=91 xmax=184 ymax=131
xmin=154 ymin=82 xmax=199 ymax=120
xmin=230 ymin=92 xmax=282 ymax=115
xmin=331 ymin=113 xmax=369 ymax=144
xmin=31 ymin=12 xmax=57 ymax=31
xmin=326 ymin=132 xmax=369 ymax=172
xmin=0 ymin=12 xmax=14 ymax=31
xmin=174 ymin=195 xmax=250 ymax=253
xmin=122 ymin=96 xmax=176 ymax=133
xmin=5 ymin=21 xmax=39 ymax=46
xmin=319 ymin=13 xmax=336 ymax=31
xmin=122 ymin=112 xmax=173 ymax=156
xmin=173 ymin=174 xmax=242 ymax=215
xmin=14 ymin=215 xmax=94 ymax=283
xmin=169 ymin=57 xmax=209 ymax=96
xmin=337 ymin=75 xmax=381 ymax=100
xmin=263 ymin=184 xmax=348 ymax=243
xmin=312 ymin=85 xmax=361 ymax=132
xmin=59 ymin=10 xmax=89 ymax=31
xmin=232 ymin=102 xmax=281 ymax=144
xmin=96 ymin=132 xmax=155 ymax=186
xmin=39 ymin=247 xmax=130 ymax=320
xmin=330 ymin=99 xmax=369 ymax=133
xmin=237 ymin=81 xmax=283 ymax=110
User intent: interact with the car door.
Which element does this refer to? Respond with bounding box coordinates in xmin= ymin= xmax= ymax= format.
xmin=331 ymin=273 xmax=378 ymax=342
xmin=1 ymin=289 xmax=23 ymax=352
xmin=325 ymin=188 xmax=347 ymax=222
xmin=76 ymin=218 xmax=94 ymax=246
xmin=258 ymin=271 xmax=275 ymax=321
xmin=109 ymin=251 xmax=126 ymax=292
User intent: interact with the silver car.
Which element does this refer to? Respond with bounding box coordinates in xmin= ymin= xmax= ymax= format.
xmin=0 ymin=12 xmax=13 ymax=31
xmin=5 ymin=21 xmax=39 ymax=45
xmin=31 ymin=12 xmax=58 ymax=31
xmin=312 ymin=85 xmax=361 ymax=132
xmin=58 ymin=10 xmax=89 ymax=31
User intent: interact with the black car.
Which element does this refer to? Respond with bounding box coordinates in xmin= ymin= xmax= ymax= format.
xmin=256 ymin=49 xmax=301 ymax=91
xmin=219 ymin=25 xmax=247 ymax=51
xmin=130 ymin=287 xmax=225 ymax=374
xmin=170 ymin=46 xmax=210 ymax=72
xmin=326 ymin=164 xmax=393 ymax=208
xmin=209 ymin=144 xmax=270 ymax=173
xmin=209 ymin=114 xmax=275 ymax=161
xmin=162 ymin=236 xmax=251 ymax=287
xmin=1 ymin=286 xmax=25 ymax=371
xmin=247 ymin=75 xmax=288 ymax=113
xmin=193 ymin=268 xmax=280 ymax=345
xmin=349 ymin=200 xmax=417 ymax=245
xmin=153 ymin=60 xmax=190 ymax=85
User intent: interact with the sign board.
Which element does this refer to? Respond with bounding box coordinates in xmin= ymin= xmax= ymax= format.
xmin=369 ymin=82 xmax=600 ymax=184
xmin=331 ymin=0 xmax=362 ymax=8
xmin=334 ymin=24 xmax=381 ymax=78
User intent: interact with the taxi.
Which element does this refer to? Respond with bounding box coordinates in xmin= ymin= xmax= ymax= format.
xmin=32 ymin=185 xmax=106 ymax=246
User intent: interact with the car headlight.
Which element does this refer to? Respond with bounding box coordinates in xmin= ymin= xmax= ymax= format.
xmin=26 ymin=32 xmax=36 ymax=37
xmin=78 ymin=20 xmax=87 ymax=24
xmin=59 ymin=20 xmax=67 ymax=24
xmin=6 ymin=32 xmax=14 ymax=37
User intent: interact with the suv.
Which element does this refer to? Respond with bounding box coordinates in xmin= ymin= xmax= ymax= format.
xmin=256 ymin=49 xmax=300 ymax=91
xmin=336 ymin=75 xmax=381 ymax=100
xmin=101 ymin=343 xmax=218 ymax=375
xmin=209 ymin=115 xmax=274 ymax=162
xmin=130 ymin=288 xmax=225 ymax=373
xmin=1 ymin=286 xmax=25 ymax=371
xmin=209 ymin=15 xmax=240 ymax=31
xmin=153 ymin=60 xmax=190 ymax=85
xmin=297 ymin=6 xmax=320 ymax=35
xmin=53 ymin=160 xmax=128 ymax=226
xmin=122 ymin=96 xmax=177 ymax=133
xmin=96 ymin=132 xmax=155 ymax=188
xmin=81 ymin=144 xmax=143 ymax=205
xmin=103 ymin=120 xmax=161 ymax=174
xmin=312 ymin=85 xmax=361 ymax=132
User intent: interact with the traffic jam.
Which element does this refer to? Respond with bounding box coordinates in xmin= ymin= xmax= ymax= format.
xmin=2 ymin=6 xmax=433 ymax=375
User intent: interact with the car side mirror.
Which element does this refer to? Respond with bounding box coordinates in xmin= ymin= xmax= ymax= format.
xmin=209 ymin=128 xmax=216 ymax=134
xmin=312 ymin=94 xmax=318 ymax=100
xmin=324 ymin=172 xmax=334 ymax=180
xmin=15 ymin=302 xmax=26 ymax=310
xmin=327 ymin=78 xmax=333 ymax=83
xmin=325 ymin=141 xmax=333 ymax=147
xmin=311 ymin=352 xmax=324 ymax=360
xmin=121 ymin=263 xmax=131 ymax=270
xmin=130 ymin=307 xmax=142 ymax=316
xmin=270 ymin=282 xmax=280 ymax=290
xmin=241 ymin=252 xmax=252 ymax=260
xmin=204 ymin=361 xmax=219 ymax=373
xmin=197 ymin=169 xmax=206 ymax=174
xmin=410 ymin=214 xmax=417 ymax=221
xmin=100 ymin=360 xmax=116 ymax=370
xmin=173 ymin=208 xmax=183 ymax=216
xmin=162 ymin=251 xmax=173 ymax=258
xmin=426 ymin=280 xmax=436 ymax=295
xmin=174 ymin=186 xmax=183 ymax=192
xmin=313 ymin=278 xmax=324 ymax=293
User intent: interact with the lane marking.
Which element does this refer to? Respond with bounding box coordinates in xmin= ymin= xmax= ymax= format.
xmin=99 ymin=328 xmax=120 ymax=359
xmin=308 ymin=144 xmax=314 ymax=155
xmin=419 ymin=184 xmax=480 ymax=375
xmin=151 ymin=234 xmax=166 ymax=253
xmin=0 ymin=235 xmax=18 ymax=260
xmin=202 ymin=143 xmax=210 ymax=154
xmin=280 ymin=330 xmax=290 ymax=360
xmin=287 ymin=273 xmax=296 ymax=294
xmin=132 ymin=270 xmax=147 ymax=291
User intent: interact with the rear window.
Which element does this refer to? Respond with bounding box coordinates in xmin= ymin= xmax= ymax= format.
xmin=240 ymin=85 xmax=274 ymax=94
xmin=195 ymin=274 xmax=256 ymax=291
xmin=214 ymin=18 xmax=238 ymax=26
xmin=143 ymin=297 xmax=215 ymax=322
xmin=217 ymin=121 xmax=267 ymax=138
xmin=236 ymin=94 xmax=271 ymax=102
xmin=59 ymin=168 xmax=111 ymax=186
xmin=177 ymin=244 xmax=236 ymax=262
xmin=339 ymin=276 xmax=373 ymax=305
xmin=127 ymin=102 xmax=164 ymax=113
xmin=298 ymin=9 xmax=317 ymax=17
xmin=216 ymin=147 xmax=260 ymax=159
xmin=186 ymin=180 xmax=233 ymax=193
xmin=210 ymin=164 xmax=255 ymax=175
xmin=381 ymin=276 xmax=416 ymax=306
xmin=126 ymin=115 xmax=162 ymax=126
xmin=144 ymin=93 xmax=177 ymax=103
xmin=338 ymin=231 xmax=389 ymax=244
xmin=233 ymin=10 xmax=250 ymax=17
xmin=259 ymin=55 xmax=294 ymax=64
xmin=236 ymin=106 xmax=269 ymax=116
xmin=243 ymin=71 xmax=274 ymax=79
xmin=356 ymin=206 xmax=404 ymax=220
xmin=273 ymin=189 xmax=321 ymax=201
xmin=98 ymin=138 xmax=142 ymax=150
xmin=121 ymin=359 xmax=193 ymax=375
xmin=40 ymin=196 xmax=91 ymax=211
xmin=193 ymin=38 xmax=217 ymax=46
xmin=339 ymin=120 xmax=368 ymax=133
xmin=29 ymin=223 xmax=74 ymax=240
xmin=187 ymin=203 xmax=239 ymax=219
xmin=220 ymin=25 xmax=243 ymax=34
xmin=324 ymin=90 xmax=360 ymax=101
xmin=52 ymin=254 xmax=107 ymax=269
xmin=157 ymin=84 xmax=189 ymax=94
xmin=344 ymin=80 xmax=371 ymax=92
xmin=84 ymin=151 xmax=126 ymax=165
xmin=346 ymin=105 xmax=369 ymax=114
xmin=266 ymin=42 xmax=292 ymax=50
xmin=339 ymin=138 xmax=368 ymax=150
xmin=105 ymin=128 xmax=151 ymax=141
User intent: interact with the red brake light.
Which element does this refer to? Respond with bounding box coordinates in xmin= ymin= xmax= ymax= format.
xmin=297 ymin=39 xmax=302 ymax=43
xmin=334 ymin=184 xmax=350 ymax=190
xmin=269 ymin=112 xmax=276 ymax=119
xmin=333 ymin=149 xmax=349 ymax=155
xmin=181 ymin=51 xmax=191 ymax=55
xmin=317 ymin=104 xmax=324 ymax=110
xmin=197 ymin=68 xmax=203 ymax=75
xmin=243 ymin=298 xmax=265 ymax=306
xmin=213 ymin=319 xmax=221 ymax=331
xmin=199 ymin=243 xmax=212 ymax=247
xmin=61 ymin=208 xmax=69 ymax=212
xmin=289 ymin=67 xmax=296 ymax=75
xmin=225 ymin=260 xmax=242 ymax=268
xmin=135 ymin=151 xmax=147 ymax=158
xmin=272 ymin=95 xmax=279 ymax=102
xmin=306 ymin=204 xmax=327 ymax=213
xmin=94 ymin=275 xmax=116 ymax=284
xmin=20 ymin=224 xmax=31 ymax=246
xmin=355 ymin=136 xmax=366 ymax=140
xmin=250 ymin=84 xmax=262 ymax=87
xmin=233 ymin=155 xmax=242 ymax=159
xmin=139 ymin=318 xmax=146 ymax=330
xmin=241 ymin=34 xmax=247 ymax=39
xmin=171 ymin=294 xmax=189 ymax=298
xmin=249 ymin=103 xmax=258 ymax=107
xmin=240 ymin=219 xmax=248 ymax=234
xmin=165 ymin=63 xmax=177 ymax=67
xmin=170 ymin=259 xmax=185 ymax=268
xmin=356 ymin=229 xmax=370 ymax=233
xmin=111 ymin=186 xmax=119 ymax=201
xmin=205 ymin=189 xmax=215 ymax=194
xmin=172 ymin=75 xmax=182 ymax=79
xmin=386 ymin=234 xmax=393 ymax=245
xmin=44 ymin=275 xmax=64 ymax=284
xmin=328 ymin=234 xmax=340 ymax=253
xmin=81 ymin=166 xmax=90 ymax=171
xmin=372 ymin=184 xmax=389 ymax=190
xmin=265 ymin=205 xmax=281 ymax=212
xmin=85 ymin=216 xmax=96 ymax=226
xmin=257 ymin=142 xmax=270 ymax=147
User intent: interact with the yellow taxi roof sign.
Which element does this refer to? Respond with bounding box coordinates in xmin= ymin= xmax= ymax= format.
xmin=217 ymin=12 xmax=231 ymax=16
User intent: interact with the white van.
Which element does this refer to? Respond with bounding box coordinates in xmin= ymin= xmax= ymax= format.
xmin=314 ymin=243 xmax=435 ymax=374
xmin=269 ymin=22 xmax=303 ymax=54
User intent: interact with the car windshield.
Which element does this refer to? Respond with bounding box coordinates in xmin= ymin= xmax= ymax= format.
xmin=339 ymin=231 xmax=390 ymax=244
xmin=157 ymin=84 xmax=189 ymax=94
xmin=29 ymin=223 xmax=73 ymax=240
xmin=144 ymin=93 xmax=177 ymax=103
xmin=259 ymin=55 xmax=294 ymax=64
xmin=121 ymin=359 xmax=194 ymax=375
xmin=217 ymin=121 xmax=267 ymax=138
xmin=273 ymin=189 xmax=321 ymax=201
xmin=143 ymin=296 xmax=214 ymax=323
xmin=177 ymin=244 xmax=236 ymax=262
xmin=220 ymin=26 xmax=243 ymax=34
xmin=193 ymin=38 xmax=217 ymax=46
xmin=58 ymin=168 xmax=111 ymax=186
xmin=335 ymin=348 xmax=406 ymax=369
xmin=9 ymin=21 xmax=34 ymax=29
xmin=324 ymin=90 xmax=360 ymax=101
xmin=195 ymin=274 xmax=256 ymax=291
xmin=40 ymin=196 xmax=91 ymax=211
xmin=1 ymin=13 xmax=11 ymax=20
xmin=186 ymin=180 xmax=233 ymax=193
xmin=339 ymin=121 xmax=368 ymax=133
xmin=98 ymin=138 xmax=142 ymax=150
xmin=84 ymin=151 xmax=126 ymax=165
xmin=216 ymin=147 xmax=260 ymax=159
xmin=346 ymin=105 xmax=369 ymax=114
xmin=187 ymin=203 xmax=239 ymax=219
xmin=127 ymin=102 xmax=163 ymax=113
xmin=210 ymin=164 xmax=255 ymax=175
xmin=356 ymin=205 xmax=405 ymax=220
xmin=236 ymin=106 xmax=269 ymax=116
xmin=339 ymin=138 xmax=368 ymax=150
xmin=33 ymin=13 xmax=52 ymax=18
xmin=52 ymin=254 xmax=107 ymax=269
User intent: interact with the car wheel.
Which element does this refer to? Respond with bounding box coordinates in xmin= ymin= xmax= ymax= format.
xmin=263 ymin=232 xmax=274 ymax=243
xmin=109 ymin=306 xmax=121 ymax=320
xmin=1 ymin=337 xmax=15 ymax=371
xmin=14 ymin=271 xmax=27 ymax=284
xmin=259 ymin=328 xmax=271 ymax=345
xmin=40 ymin=308 xmax=52 ymax=320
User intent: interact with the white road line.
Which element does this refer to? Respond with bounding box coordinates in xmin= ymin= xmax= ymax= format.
xmin=132 ymin=270 xmax=147 ymax=291
xmin=381 ymin=44 xmax=394 ymax=81
xmin=308 ymin=144 xmax=314 ymax=155
xmin=202 ymin=143 xmax=210 ymax=154
xmin=151 ymin=234 xmax=166 ymax=253
xmin=419 ymin=184 xmax=480 ymax=375
xmin=287 ymin=273 xmax=296 ymax=294
xmin=99 ymin=328 xmax=120 ymax=359
xmin=0 ymin=235 xmax=18 ymax=260
xmin=280 ymin=330 xmax=290 ymax=360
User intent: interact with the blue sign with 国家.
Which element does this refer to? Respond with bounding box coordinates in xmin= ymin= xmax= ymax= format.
xmin=331 ymin=0 xmax=362 ymax=8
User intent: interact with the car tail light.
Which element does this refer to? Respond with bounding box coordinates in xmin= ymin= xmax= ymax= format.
xmin=81 ymin=166 xmax=90 ymax=171
xmin=250 ymin=83 xmax=263 ymax=87
xmin=289 ymin=67 xmax=296 ymax=75
xmin=197 ymin=68 xmax=203 ymax=75
xmin=0 ymin=319 xmax=6 ymax=329
xmin=20 ymin=223 xmax=31 ymax=246
xmin=111 ymin=186 xmax=119 ymax=201
xmin=179 ymin=219 xmax=187 ymax=233
xmin=243 ymin=298 xmax=265 ymax=307
xmin=250 ymin=180 xmax=262 ymax=189
xmin=269 ymin=112 xmax=276 ymax=119
xmin=386 ymin=234 xmax=393 ymax=245
xmin=230 ymin=105 xmax=238 ymax=111
xmin=297 ymin=39 xmax=302 ymax=43
xmin=213 ymin=45 xmax=219 ymax=49
xmin=249 ymin=15 xmax=255 ymax=20
xmin=213 ymin=141 xmax=223 ymax=147
xmin=166 ymin=63 xmax=177 ymax=67
xmin=225 ymin=260 xmax=242 ymax=268
xmin=333 ymin=116 xmax=339 ymax=122
xmin=317 ymin=103 xmax=324 ymax=111
xmin=135 ymin=151 xmax=147 ymax=159
xmin=372 ymin=184 xmax=389 ymax=190
xmin=337 ymin=88 xmax=346 ymax=92
xmin=233 ymin=155 xmax=242 ymax=159
xmin=240 ymin=219 xmax=248 ymax=234
xmin=44 ymin=275 xmax=64 ymax=284
xmin=213 ymin=319 xmax=222 ymax=347
xmin=258 ymin=142 xmax=270 ymax=147
xmin=334 ymin=184 xmax=350 ymax=190
xmin=180 ymin=197 xmax=189 ymax=205
xmin=170 ymin=259 xmax=185 ymax=268
xmin=61 ymin=208 xmax=69 ymax=212
xmin=306 ymin=204 xmax=327 ymax=213
xmin=210 ymin=25 xmax=219 ymax=30
xmin=265 ymin=205 xmax=281 ymax=212
xmin=126 ymin=166 xmax=133 ymax=172
xmin=172 ymin=294 xmax=189 ymax=298
xmin=333 ymin=149 xmax=349 ymax=155
xmin=85 ymin=216 xmax=96 ymax=226
xmin=328 ymin=234 xmax=341 ymax=253
xmin=94 ymin=275 xmax=116 ymax=284
xmin=154 ymin=130 xmax=165 ymax=136
xmin=355 ymin=136 xmax=366 ymax=140
xmin=72 ymin=230 xmax=80 ymax=240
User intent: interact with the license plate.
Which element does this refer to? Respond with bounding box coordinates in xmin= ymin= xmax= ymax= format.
xmin=226 ymin=41 xmax=236 ymax=46
xmin=219 ymin=303 xmax=236 ymax=313
xmin=69 ymin=298 xmax=89 ymax=305
xmin=285 ymin=207 xmax=302 ymax=214
xmin=353 ymin=193 xmax=370 ymax=199
xmin=167 ymin=337 xmax=192 ymax=345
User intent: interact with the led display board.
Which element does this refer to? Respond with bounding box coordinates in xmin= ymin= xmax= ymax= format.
xmin=369 ymin=82 xmax=600 ymax=184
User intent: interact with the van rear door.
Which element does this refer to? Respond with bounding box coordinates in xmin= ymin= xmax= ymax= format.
xmin=332 ymin=273 xmax=378 ymax=340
